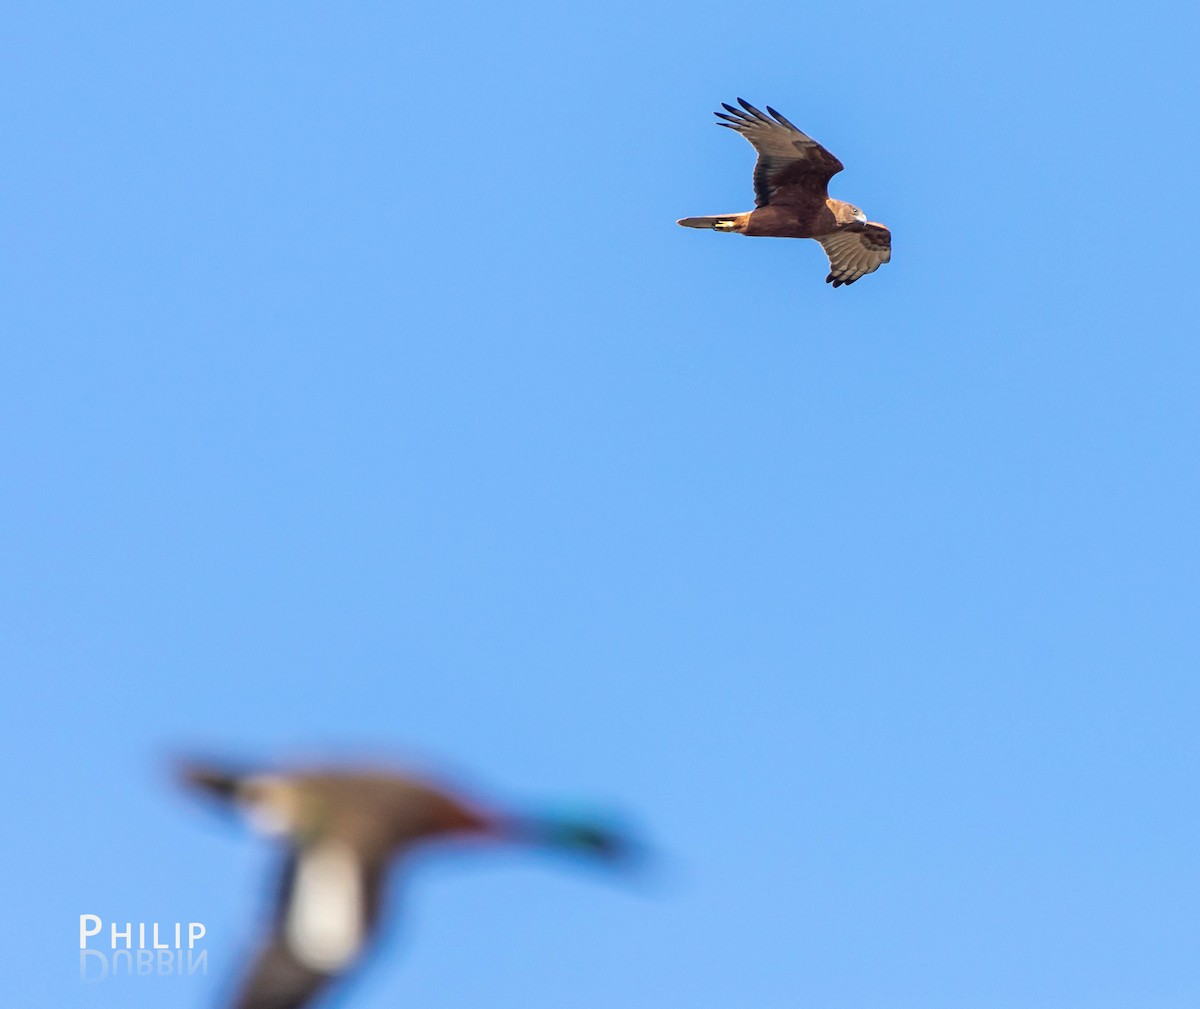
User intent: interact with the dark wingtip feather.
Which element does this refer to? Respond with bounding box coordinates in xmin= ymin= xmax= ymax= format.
xmin=765 ymin=105 xmax=799 ymax=131
xmin=736 ymin=98 xmax=771 ymax=123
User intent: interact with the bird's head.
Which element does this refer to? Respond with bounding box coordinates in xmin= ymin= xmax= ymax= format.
xmin=831 ymin=200 xmax=867 ymax=227
xmin=505 ymin=807 xmax=639 ymax=867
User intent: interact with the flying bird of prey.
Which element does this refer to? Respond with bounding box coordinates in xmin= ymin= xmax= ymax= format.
xmin=180 ymin=760 xmax=632 ymax=1009
xmin=678 ymin=99 xmax=891 ymax=287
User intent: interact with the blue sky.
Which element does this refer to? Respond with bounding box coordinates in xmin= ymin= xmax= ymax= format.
xmin=4 ymin=2 xmax=1198 ymax=1007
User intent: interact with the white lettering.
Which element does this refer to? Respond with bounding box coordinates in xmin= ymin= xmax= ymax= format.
xmin=79 ymin=914 xmax=102 ymax=949
xmin=79 ymin=949 xmax=108 ymax=980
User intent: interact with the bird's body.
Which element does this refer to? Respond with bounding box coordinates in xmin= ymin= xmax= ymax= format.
xmin=180 ymin=761 xmax=628 ymax=1009
xmin=688 ymin=201 xmax=852 ymax=239
xmin=678 ymin=99 xmax=891 ymax=287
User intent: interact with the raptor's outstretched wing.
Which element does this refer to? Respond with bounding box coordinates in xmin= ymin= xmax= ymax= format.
xmin=715 ymin=99 xmax=843 ymax=210
xmin=817 ymin=224 xmax=892 ymax=287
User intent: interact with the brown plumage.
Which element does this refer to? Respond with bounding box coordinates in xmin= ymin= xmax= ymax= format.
xmin=678 ymin=99 xmax=891 ymax=287
xmin=179 ymin=760 xmax=632 ymax=1009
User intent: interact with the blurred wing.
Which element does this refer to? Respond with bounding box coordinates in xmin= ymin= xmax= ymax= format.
xmin=715 ymin=99 xmax=844 ymax=209
xmin=817 ymin=224 xmax=891 ymax=287
xmin=234 ymin=842 xmax=385 ymax=1009
xmin=232 ymin=942 xmax=330 ymax=1009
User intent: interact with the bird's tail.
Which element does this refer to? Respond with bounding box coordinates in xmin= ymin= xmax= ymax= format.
xmin=177 ymin=760 xmax=246 ymax=802
xmin=676 ymin=214 xmax=747 ymax=232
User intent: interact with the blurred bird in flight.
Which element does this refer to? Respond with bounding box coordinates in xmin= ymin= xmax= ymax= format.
xmin=180 ymin=759 xmax=633 ymax=1009
xmin=678 ymin=98 xmax=892 ymax=287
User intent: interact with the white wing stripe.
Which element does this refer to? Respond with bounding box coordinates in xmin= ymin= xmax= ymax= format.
xmin=286 ymin=840 xmax=365 ymax=972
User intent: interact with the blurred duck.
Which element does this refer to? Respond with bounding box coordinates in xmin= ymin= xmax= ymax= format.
xmin=180 ymin=760 xmax=631 ymax=1009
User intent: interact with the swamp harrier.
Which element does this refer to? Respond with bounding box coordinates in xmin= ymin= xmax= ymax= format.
xmin=678 ymin=99 xmax=891 ymax=287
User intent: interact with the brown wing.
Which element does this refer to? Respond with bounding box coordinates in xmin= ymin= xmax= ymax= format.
xmin=233 ymin=845 xmax=389 ymax=1009
xmin=715 ymin=99 xmax=844 ymax=210
xmin=816 ymin=224 xmax=892 ymax=287
xmin=232 ymin=941 xmax=331 ymax=1009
